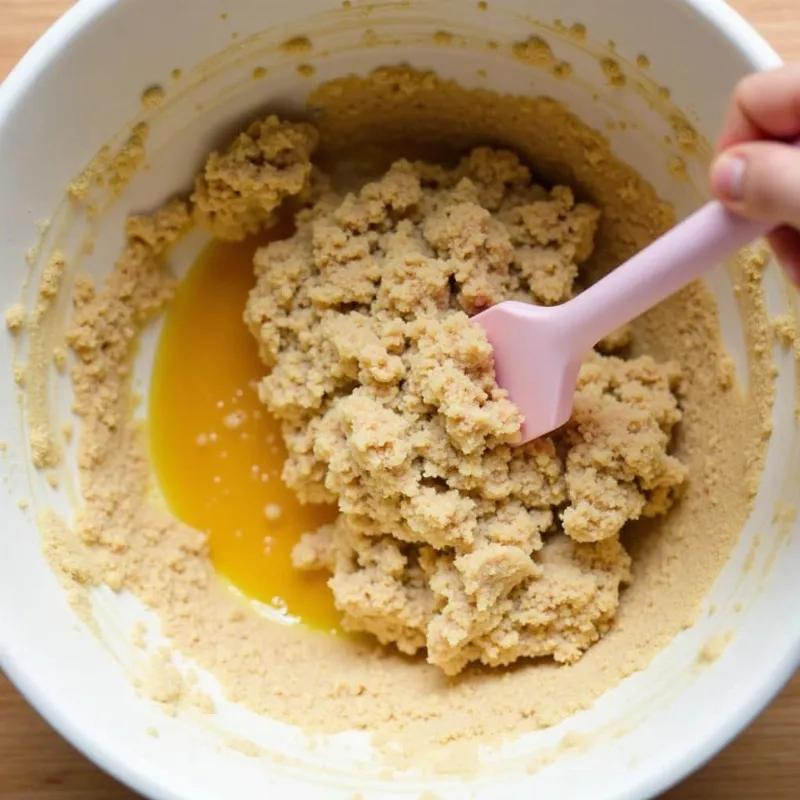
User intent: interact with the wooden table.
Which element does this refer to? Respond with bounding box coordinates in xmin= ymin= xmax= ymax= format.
xmin=0 ymin=1 xmax=798 ymax=797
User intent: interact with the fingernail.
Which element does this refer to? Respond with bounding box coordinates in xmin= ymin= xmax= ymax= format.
xmin=712 ymin=154 xmax=746 ymax=200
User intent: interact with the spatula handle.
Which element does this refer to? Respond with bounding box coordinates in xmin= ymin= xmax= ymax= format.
xmin=563 ymin=200 xmax=772 ymax=352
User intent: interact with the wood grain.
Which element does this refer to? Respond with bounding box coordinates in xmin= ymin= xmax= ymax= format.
xmin=0 ymin=1 xmax=797 ymax=797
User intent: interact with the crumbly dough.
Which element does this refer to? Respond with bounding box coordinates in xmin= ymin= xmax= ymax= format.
xmin=26 ymin=67 xmax=776 ymax=768
xmin=244 ymin=146 xmax=685 ymax=674
xmin=191 ymin=116 xmax=318 ymax=241
xmin=34 ymin=251 xmax=67 ymax=322
xmin=280 ymin=35 xmax=314 ymax=54
xmin=67 ymin=122 xmax=151 ymax=201
xmin=141 ymin=85 xmax=166 ymax=110
xmin=772 ymin=313 xmax=797 ymax=347
xmin=4 ymin=303 xmax=25 ymax=333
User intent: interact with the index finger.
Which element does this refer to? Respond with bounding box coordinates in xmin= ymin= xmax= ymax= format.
xmin=716 ymin=63 xmax=800 ymax=152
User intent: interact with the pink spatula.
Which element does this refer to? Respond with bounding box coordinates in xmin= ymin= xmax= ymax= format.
xmin=473 ymin=200 xmax=774 ymax=443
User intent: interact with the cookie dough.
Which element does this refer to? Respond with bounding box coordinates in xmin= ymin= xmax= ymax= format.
xmin=241 ymin=138 xmax=686 ymax=674
xmin=192 ymin=116 xmax=319 ymax=241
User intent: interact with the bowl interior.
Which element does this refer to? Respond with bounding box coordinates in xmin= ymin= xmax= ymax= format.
xmin=0 ymin=2 xmax=797 ymax=799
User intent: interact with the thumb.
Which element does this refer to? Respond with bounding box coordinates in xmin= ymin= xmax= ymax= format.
xmin=710 ymin=141 xmax=800 ymax=228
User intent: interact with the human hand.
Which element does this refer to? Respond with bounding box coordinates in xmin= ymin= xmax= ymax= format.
xmin=710 ymin=63 xmax=800 ymax=287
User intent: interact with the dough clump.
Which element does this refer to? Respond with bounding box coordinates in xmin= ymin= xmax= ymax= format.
xmin=242 ymin=132 xmax=687 ymax=675
xmin=192 ymin=115 xmax=319 ymax=241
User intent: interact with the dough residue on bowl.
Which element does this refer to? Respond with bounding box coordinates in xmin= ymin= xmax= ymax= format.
xmin=28 ymin=67 xmax=773 ymax=767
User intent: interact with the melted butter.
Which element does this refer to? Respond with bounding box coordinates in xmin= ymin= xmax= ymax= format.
xmin=149 ymin=233 xmax=340 ymax=631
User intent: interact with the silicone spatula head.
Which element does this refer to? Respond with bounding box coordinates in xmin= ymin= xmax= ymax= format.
xmin=473 ymin=301 xmax=583 ymax=442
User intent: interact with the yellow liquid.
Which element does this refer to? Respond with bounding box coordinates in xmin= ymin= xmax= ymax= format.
xmin=149 ymin=234 xmax=340 ymax=631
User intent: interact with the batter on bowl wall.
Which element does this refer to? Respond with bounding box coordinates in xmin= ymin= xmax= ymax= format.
xmin=1 ymin=0 xmax=798 ymax=795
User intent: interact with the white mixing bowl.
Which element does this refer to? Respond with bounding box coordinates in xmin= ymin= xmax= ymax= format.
xmin=0 ymin=1 xmax=798 ymax=798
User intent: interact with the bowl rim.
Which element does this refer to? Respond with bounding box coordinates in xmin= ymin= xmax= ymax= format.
xmin=0 ymin=1 xmax=794 ymax=799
